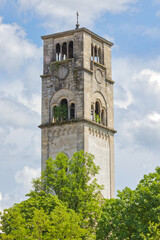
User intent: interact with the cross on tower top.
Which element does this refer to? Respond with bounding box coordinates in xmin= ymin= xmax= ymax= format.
xmin=75 ymin=11 xmax=80 ymax=29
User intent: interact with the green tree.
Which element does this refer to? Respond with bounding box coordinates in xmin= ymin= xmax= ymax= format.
xmin=34 ymin=151 xmax=103 ymax=231
xmin=141 ymin=219 xmax=160 ymax=240
xmin=53 ymin=104 xmax=68 ymax=122
xmin=96 ymin=167 xmax=160 ymax=240
xmin=0 ymin=151 xmax=103 ymax=239
xmin=0 ymin=191 xmax=89 ymax=239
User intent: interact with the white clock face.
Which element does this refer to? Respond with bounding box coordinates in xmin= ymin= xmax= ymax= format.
xmin=58 ymin=66 xmax=68 ymax=79
xmin=96 ymin=69 xmax=103 ymax=84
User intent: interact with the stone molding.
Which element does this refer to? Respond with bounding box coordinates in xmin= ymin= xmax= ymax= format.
xmin=41 ymin=27 xmax=113 ymax=46
xmin=39 ymin=118 xmax=117 ymax=134
xmin=106 ymin=78 xmax=115 ymax=84
xmin=88 ymin=127 xmax=109 ymax=140
xmin=48 ymin=126 xmax=77 ymax=139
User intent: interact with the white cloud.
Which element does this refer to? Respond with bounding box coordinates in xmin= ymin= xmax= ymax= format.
xmin=148 ymin=112 xmax=160 ymax=122
xmin=17 ymin=0 xmax=139 ymax=29
xmin=0 ymin=17 xmax=42 ymax=114
xmin=0 ymin=18 xmax=41 ymax=72
xmin=140 ymin=69 xmax=160 ymax=93
xmin=15 ymin=166 xmax=41 ymax=191
xmin=0 ymin=166 xmax=40 ymax=210
xmin=115 ymin=89 xmax=133 ymax=109
xmin=0 ymin=94 xmax=39 ymax=128
xmin=114 ymin=55 xmax=160 ymax=191
xmin=0 ymin=18 xmax=41 ymax=210
xmin=0 ymin=192 xmax=2 ymax=201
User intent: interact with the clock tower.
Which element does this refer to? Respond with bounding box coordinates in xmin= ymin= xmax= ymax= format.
xmin=40 ymin=27 xmax=116 ymax=198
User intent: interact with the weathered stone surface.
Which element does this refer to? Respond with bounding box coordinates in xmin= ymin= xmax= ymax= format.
xmin=40 ymin=28 xmax=116 ymax=198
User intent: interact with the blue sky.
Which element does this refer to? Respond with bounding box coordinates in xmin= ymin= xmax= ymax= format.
xmin=0 ymin=0 xmax=160 ymax=209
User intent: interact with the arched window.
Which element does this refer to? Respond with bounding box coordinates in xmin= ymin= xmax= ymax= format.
xmin=101 ymin=109 xmax=104 ymax=125
xmin=95 ymin=101 xmax=100 ymax=123
xmin=60 ymin=98 xmax=68 ymax=120
xmin=69 ymin=41 xmax=73 ymax=58
xmin=70 ymin=103 xmax=75 ymax=119
xmin=95 ymin=46 xmax=98 ymax=62
xmin=52 ymin=105 xmax=57 ymax=122
xmin=91 ymin=44 xmax=94 ymax=61
xmin=98 ymin=48 xmax=101 ymax=63
xmin=91 ymin=104 xmax=94 ymax=121
xmin=56 ymin=43 xmax=61 ymax=61
xmin=62 ymin=42 xmax=67 ymax=60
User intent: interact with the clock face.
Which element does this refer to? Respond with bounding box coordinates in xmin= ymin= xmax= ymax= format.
xmin=96 ymin=69 xmax=103 ymax=84
xmin=58 ymin=66 xmax=68 ymax=79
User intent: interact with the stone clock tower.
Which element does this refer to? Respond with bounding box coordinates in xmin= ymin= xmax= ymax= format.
xmin=39 ymin=27 xmax=116 ymax=198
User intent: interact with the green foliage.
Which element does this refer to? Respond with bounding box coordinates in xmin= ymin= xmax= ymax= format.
xmin=0 ymin=191 xmax=89 ymax=239
xmin=0 ymin=151 xmax=103 ymax=239
xmin=95 ymin=113 xmax=100 ymax=123
xmin=141 ymin=219 xmax=160 ymax=240
xmin=96 ymin=167 xmax=160 ymax=240
xmin=36 ymin=151 xmax=103 ymax=232
xmin=2 ymin=151 xmax=159 ymax=239
xmin=53 ymin=104 xmax=68 ymax=122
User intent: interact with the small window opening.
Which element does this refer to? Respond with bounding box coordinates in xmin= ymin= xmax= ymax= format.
xmin=69 ymin=41 xmax=73 ymax=58
xmin=60 ymin=98 xmax=68 ymax=120
xmin=62 ymin=42 xmax=67 ymax=60
xmin=95 ymin=46 xmax=98 ymax=62
xmin=56 ymin=43 xmax=61 ymax=61
xmin=70 ymin=103 xmax=75 ymax=119
xmin=91 ymin=44 xmax=94 ymax=61
xmin=95 ymin=101 xmax=100 ymax=123
xmin=101 ymin=109 xmax=104 ymax=125
xmin=52 ymin=106 xmax=57 ymax=122
xmin=91 ymin=105 xmax=94 ymax=121
xmin=98 ymin=48 xmax=101 ymax=63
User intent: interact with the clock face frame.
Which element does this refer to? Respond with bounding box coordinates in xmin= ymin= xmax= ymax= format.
xmin=58 ymin=66 xmax=68 ymax=79
xmin=95 ymin=69 xmax=103 ymax=84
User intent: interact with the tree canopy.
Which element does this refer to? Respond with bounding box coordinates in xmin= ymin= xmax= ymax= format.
xmin=0 ymin=151 xmax=160 ymax=239
xmin=0 ymin=191 xmax=88 ymax=239
xmin=0 ymin=151 xmax=103 ymax=239
xmin=96 ymin=167 xmax=160 ymax=240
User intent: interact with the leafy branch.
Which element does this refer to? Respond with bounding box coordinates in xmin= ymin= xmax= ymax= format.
xmin=53 ymin=105 xmax=68 ymax=122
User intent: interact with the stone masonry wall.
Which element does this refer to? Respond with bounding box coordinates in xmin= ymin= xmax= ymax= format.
xmin=40 ymin=28 xmax=115 ymax=198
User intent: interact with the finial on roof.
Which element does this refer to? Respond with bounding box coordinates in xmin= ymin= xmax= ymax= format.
xmin=76 ymin=11 xmax=80 ymax=29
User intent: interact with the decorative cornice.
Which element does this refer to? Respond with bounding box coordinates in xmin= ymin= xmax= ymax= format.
xmin=93 ymin=61 xmax=106 ymax=70
xmin=39 ymin=118 xmax=117 ymax=134
xmin=88 ymin=128 xmax=109 ymax=140
xmin=105 ymin=78 xmax=115 ymax=84
xmin=41 ymin=27 xmax=113 ymax=46
xmin=40 ymin=74 xmax=51 ymax=78
xmin=74 ymin=67 xmax=93 ymax=74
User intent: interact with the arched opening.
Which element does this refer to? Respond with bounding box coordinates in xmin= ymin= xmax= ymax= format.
xmin=95 ymin=46 xmax=98 ymax=62
xmin=70 ymin=103 xmax=75 ymax=119
xmin=60 ymin=98 xmax=68 ymax=120
xmin=62 ymin=42 xmax=67 ymax=60
xmin=105 ymin=108 xmax=108 ymax=126
xmin=101 ymin=109 xmax=104 ymax=125
xmin=91 ymin=44 xmax=94 ymax=61
xmin=52 ymin=105 xmax=57 ymax=122
xmin=98 ymin=48 xmax=101 ymax=63
xmin=95 ymin=101 xmax=100 ymax=123
xmin=69 ymin=41 xmax=73 ymax=58
xmin=56 ymin=43 xmax=61 ymax=61
xmin=91 ymin=104 xmax=94 ymax=121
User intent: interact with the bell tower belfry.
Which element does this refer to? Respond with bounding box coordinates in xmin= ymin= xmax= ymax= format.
xmin=40 ymin=27 xmax=116 ymax=198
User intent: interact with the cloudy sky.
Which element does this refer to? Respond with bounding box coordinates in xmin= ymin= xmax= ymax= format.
xmin=0 ymin=0 xmax=160 ymax=210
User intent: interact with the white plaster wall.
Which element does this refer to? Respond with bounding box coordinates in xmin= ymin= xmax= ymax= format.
xmin=88 ymin=134 xmax=110 ymax=198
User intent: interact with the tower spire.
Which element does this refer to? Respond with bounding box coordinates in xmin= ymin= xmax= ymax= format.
xmin=75 ymin=11 xmax=80 ymax=29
